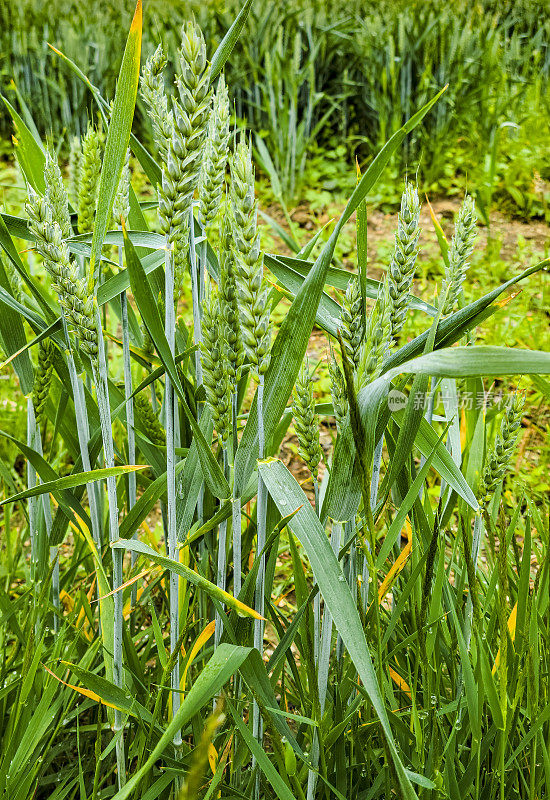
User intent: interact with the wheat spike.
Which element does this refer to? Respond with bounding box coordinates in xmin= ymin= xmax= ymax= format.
xmin=293 ymin=360 xmax=323 ymax=480
xmin=27 ymin=189 xmax=98 ymax=360
xmin=198 ymin=75 xmax=230 ymax=230
xmin=387 ymin=181 xmax=421 ymax=339
xmin=340 ymin=274 xmax=364 ymax=369
xmin=442 ymin=194 xmax=477 ymax=315
xmin=230 ymin=137 xmax=272 ymax=379
xmin=44 ymin=150 xmax=72 ymax=239
xmin=77 ymin=125 xmax=102 ymax=235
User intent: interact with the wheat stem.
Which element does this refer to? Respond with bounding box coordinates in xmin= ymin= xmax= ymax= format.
xmin=307 ymin=519 xmax=342 ymax=800
xmin=215 ymin=448 xmax=230 ymax=647
xmin=232 ymin=390 xmax=241 ymax=598
xmin=33 ymin=402 xmax=58 ymax=631
xmin=252 ymin=374 xmax=267 ymax=751
xmin=119 ymin=248 xmax=137 ymax=606
xmin=26 ymin=398 xmax=38 ymax=597
xmin=60 ymin=316 xmax=102 ymax=551
xmin=190 ymin=209 xmax=203 ymax=387
xmin=91 ymin=318 xmax=126 ymax=787
xmin=163 ymin=236 xmax=181 ymax=747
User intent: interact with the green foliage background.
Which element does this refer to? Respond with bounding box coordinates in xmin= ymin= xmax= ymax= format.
xmin=1 ymin=0 xmax=549 ymax=215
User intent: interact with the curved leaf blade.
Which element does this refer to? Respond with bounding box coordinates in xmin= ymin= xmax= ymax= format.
xmin=210 ymin=0 xmax=254 ymax=81
xmin=259 ymin=458 xmax=419 ymax=800
xmin=109 ymin=644 xmax=252 ymax=800
xmin=0 ymin=465 xmax=145 ymax=507
xmin=89 ymin=0 xmax=142 ymax=288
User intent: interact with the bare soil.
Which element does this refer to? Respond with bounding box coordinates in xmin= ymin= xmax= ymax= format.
xmin=264 ymin=197 xmax=550 ymax=267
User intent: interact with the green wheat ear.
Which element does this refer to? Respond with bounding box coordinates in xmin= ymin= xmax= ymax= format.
xmin=340 ymin=274 xmax=364 ymax=369
xmin=329 ymin=350 xmax=348 ymax=433
xmin=134 ymin=392 xmax=166 ymax=447
xmin=358 ymin=281 xmax=391 ymax=387
xmin=32 ymin=338 xmax=54 ymax=426
xmin=198 ymin=74 xmax=230 ymax=231
xmin=140 ymin=44 xmax=173 ymax=161
xmin=26 ymin=189 xmax=99 ymax=361
xmin=219 ymin=209 xmax=244 ymax=393
xmin=230 ymin=137 xmax=272 ymax=380
xmin=479 ymin=391 xmax=525 ymax=509
xmin=293 ymin=360 xmax=323 ymax=481
xmin=158 ymin=22 xmax=212 ymax=240
xmin=77 ymin=125 xmax=102 ymax=235
xmin=442 ymin=193 xmax=477 ymax=315
xmin=387 ymin=181 xmax=421 ymax=340
xmin=44 ymin=150 xmax=72 ymax=239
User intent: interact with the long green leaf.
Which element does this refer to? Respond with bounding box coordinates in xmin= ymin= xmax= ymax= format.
xmin=0 ymin=464 xmax=145 ymax=506
xmin=0 ymin=428 xmax=92 ymax=529
xmin=210 ymin=0 xmax=254 ymax=81
xmin=0 ymin=96 xmax=45 ymax=192
xmin=266 ymin=253 xmax=436 ymax=317
xmin=259 ymin=458 xmax=419 ymax=800
xmin=382 ymin=261 xmax=549 ymax=375
xmin=110 ymin=644 xmax=251 ymax=800
xmin=0 ymin=317 xmax=62 ymax=374
xmin=89 ymin=0 xmax=142 ymax=288
xmin=385 ymin=345 xmax=550 ymax=381
xmin=113 ymin=538 xmax=261 ymax=620
xmin=0 ymin=214 xmax=57 ymax=318
xmin=0 ymin=257 xmax=33 ymax=394
xmin=60 ymin=661 xmax=155 ymax=724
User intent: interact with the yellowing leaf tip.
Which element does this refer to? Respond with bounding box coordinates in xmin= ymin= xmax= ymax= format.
xmin=131 ymin=0 xmax=143 ymax=33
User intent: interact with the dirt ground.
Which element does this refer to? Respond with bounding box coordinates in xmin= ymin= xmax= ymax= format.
xmin=265 ymin=196 xmax=549 ymax=268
